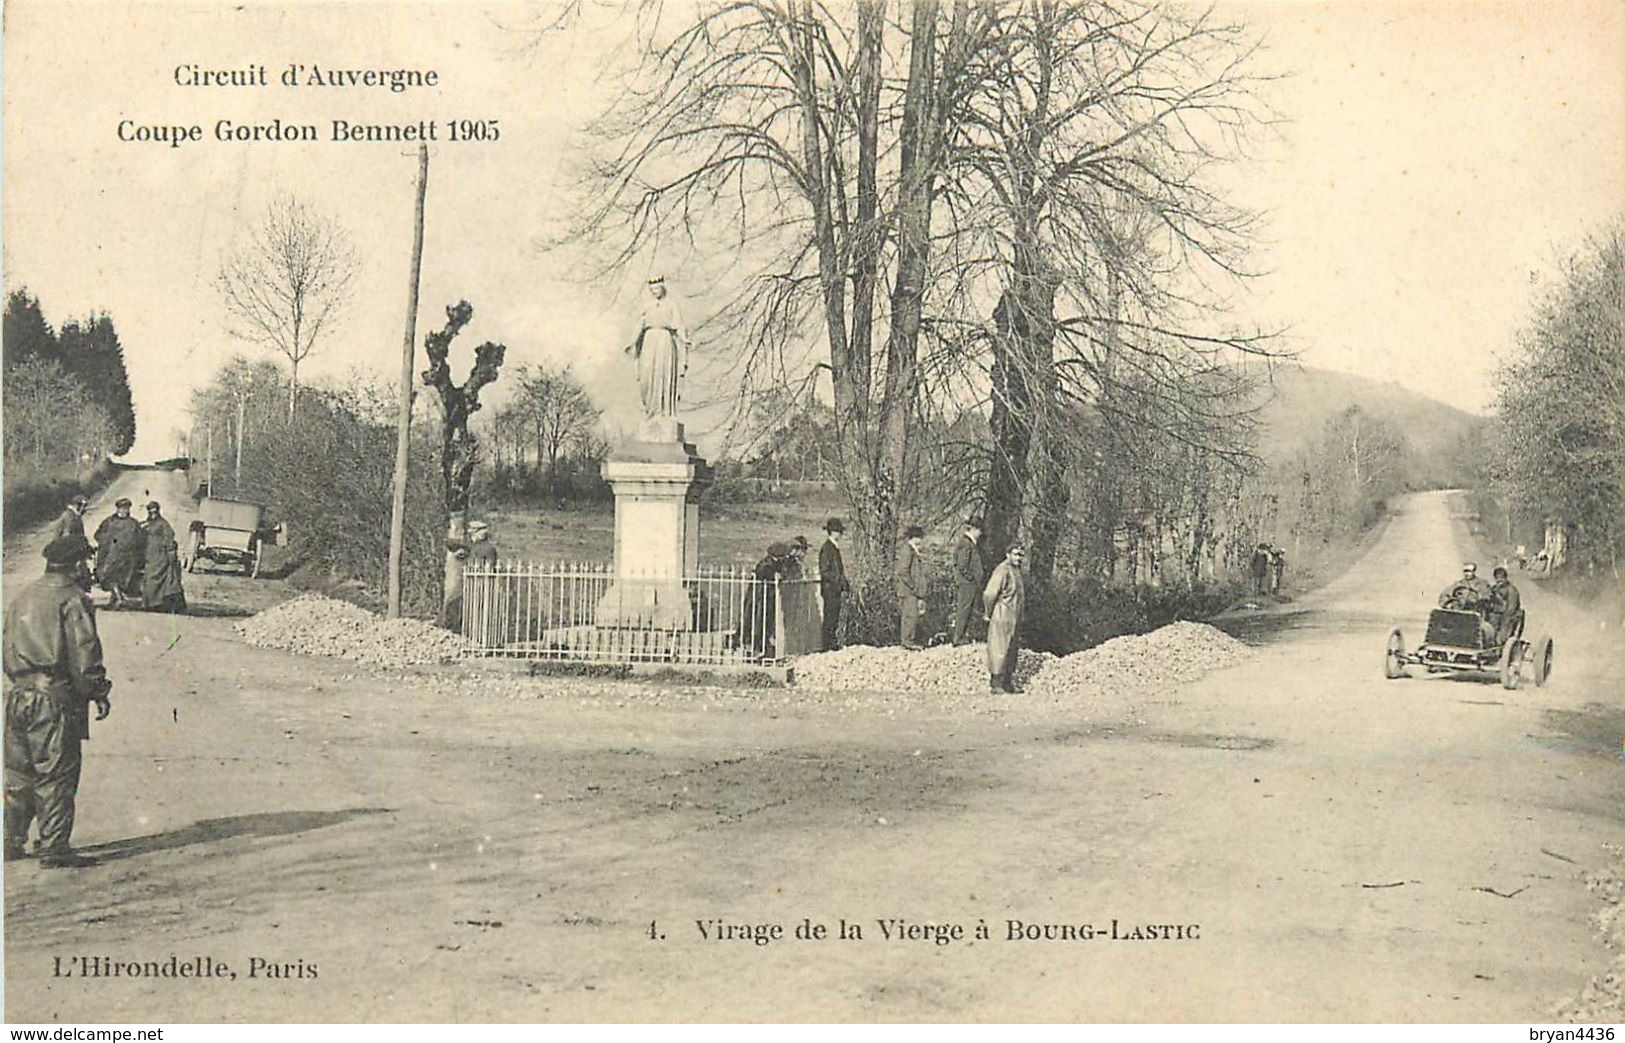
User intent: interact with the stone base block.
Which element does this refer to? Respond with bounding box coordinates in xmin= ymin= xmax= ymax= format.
xmin=594 ymin=580 xmax=695 ymax=631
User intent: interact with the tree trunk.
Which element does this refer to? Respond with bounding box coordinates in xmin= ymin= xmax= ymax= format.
xmin=873 ymin=0 xmax=945 ymax=571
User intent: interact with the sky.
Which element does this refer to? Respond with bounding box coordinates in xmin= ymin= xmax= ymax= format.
xmin=3 ymin=0 xmax=1622 ymax=461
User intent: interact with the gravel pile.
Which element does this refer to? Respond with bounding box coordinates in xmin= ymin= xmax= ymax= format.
xmin=795 ymin=642 xmax=1055 ymax=696
xmin=235 ymin=594 xmax=465 ymax=667
xmin=1556 ymin=843 xmax=1625 ymax=1022
xmin=793 ymin=621 xmax=1248 ymax=703
xmin=1028 ymin=621 xmax=1252 ymax=697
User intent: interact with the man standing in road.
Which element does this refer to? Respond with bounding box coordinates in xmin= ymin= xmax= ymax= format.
xmin=93 ymin=497 xmax=145 ymax=608
xmin=53 ymin=494 xmax=89 ymax=542
xmin=817 ymin=518 xmax=849 ymax=651
xmin=983 ymin=543 xmax=1027 ymax=694
xmin=1270 ymin=545 xmax=1287 ymax=595
xmin=140 ymin=501 xmax=187 ymax=613
xmin=3 ymin=534 xmax=113 ymax=868
xmin=951 ymin=517 xmax=985 ymax=645
xmin=1250 ymin=542 xmax=1272 ymax=595
xmin=896 ymin=525 xmax=927 ymax=650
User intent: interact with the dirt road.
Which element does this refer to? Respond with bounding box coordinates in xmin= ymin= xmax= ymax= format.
xmin=4 ymin=479 xmax=1620 ymax=1022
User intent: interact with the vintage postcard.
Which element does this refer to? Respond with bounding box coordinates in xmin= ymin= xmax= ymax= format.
xmin=2 ymin=0 xmax=1621 ymax=1030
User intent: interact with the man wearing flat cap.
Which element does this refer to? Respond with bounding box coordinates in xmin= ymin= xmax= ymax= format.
xmin=818 ymin=518 xmax=850 ymax=651
xmin=896 ymin=524 xmax=928 ymax=650
xmin=140 ymin=502 xmax=186 ymax=613
xmin=3 ymin=534 xmax=113 ymax=867
xmin=93 ymin=498 xmax=145 ymax=608
xmin=951 ymin=517 xmax=986 ymax=645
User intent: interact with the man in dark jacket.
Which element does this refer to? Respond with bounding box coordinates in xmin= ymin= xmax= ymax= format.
xmin=1489 ymin=566 xmax=1523 ymax=645
xmin=52 ymin=494 xmax=89 ymax=542
xmin=951 ymin=517 xmax=985 ymax=645
xmin=745 ymin=542 xmax=790 ymax=659
xmin=93 ymin=497 xmax=145 ymax=607
xmin=4 ymin=535 xmax=113 ymax=868
xmin=817 ymin=519 xmax=849 ymax=651
xmin=1250 ymin=543 xmax=1272 ymax=595
xmin=896 ymin=525 xmax=927 ymax=649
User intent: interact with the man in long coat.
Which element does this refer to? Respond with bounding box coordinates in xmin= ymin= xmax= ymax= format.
xmin=4 ymin=534 xmax=113 ymax=867
xmin=817 ymin=518 xmax=850 ymax=651
xmin=93 ymin=497 xmax=145 ymax=607
xmin=140 ymin=502 xmax=186 ymax=613
xmin=896 ymin=525 xmax=927 ymax=649
xmin=983 ymin=543 xmax=1027 ymax=694
xmin=951 ymin=517 xmax=985 ymax=645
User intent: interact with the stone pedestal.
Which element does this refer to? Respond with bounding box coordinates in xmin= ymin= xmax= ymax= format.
xmin=594 ymin=423 xmax=710 ymax=631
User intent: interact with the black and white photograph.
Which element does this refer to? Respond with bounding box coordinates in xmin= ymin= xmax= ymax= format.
xmin=2 ymin=0 xmax=1622 ymax=1029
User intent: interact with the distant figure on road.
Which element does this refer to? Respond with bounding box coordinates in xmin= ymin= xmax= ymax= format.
xmin=1250 ymin=542 xmax=1272 ymax=596
xmin=93 ymin=497 xmax=145 ymax=608
xmin=1269 ymin=545 xmax=1287 ymax=595
xmin=817 ymin=519 xmax=850 ymax=652
xmin=896 ymin=525 xmax=927 ymax=650
xmin=1489 ymin=566 xmax=1523 ymax=645
xmin=140 ymin=502 xmax=187 ymax=613
xmin=951 ymin=517 xmax=985 ymax=645
xmin=983 ymin=543 xmax=1027 ymax=694
xmin=3 ymin=534 xmax=113 ymax=868
xmin=52 ymin=494 xmax=89 ymax=543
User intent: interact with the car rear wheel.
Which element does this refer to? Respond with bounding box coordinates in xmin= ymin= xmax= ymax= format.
xmin=1498 ymin=639 xmax=1523 ymax=690
xmin=1531 ymin=635 xmax=1554 ymax=687
xmin=1385 ymin=628 xmax=1407 ymax=679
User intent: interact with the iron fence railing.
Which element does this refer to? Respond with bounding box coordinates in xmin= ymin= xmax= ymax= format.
xmin=460 ymin=561 xmax=821 ymax=665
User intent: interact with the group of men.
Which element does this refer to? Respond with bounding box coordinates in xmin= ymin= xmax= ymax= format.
xmin=53 ymin=493 xmax=186 ymax=612
xmin=1437 ymin=561 xmax=1523 ymax=645
xmin=813 ymin=515 xmax=1030 ymax=694
xmin=1249 ymin=542 xmax=1287 ymax=596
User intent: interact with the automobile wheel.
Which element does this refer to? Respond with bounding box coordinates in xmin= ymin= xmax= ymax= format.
xmin=1532 ymin=635 xmax=1554 ymax=687
xmin=1498 ymin=639 xmax=1523 ymax=690
xmin=1385 ymin=628 xmax=1407 ymax=679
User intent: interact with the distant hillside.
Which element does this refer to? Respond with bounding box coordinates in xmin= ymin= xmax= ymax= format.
xmin=1248 ymin=365 xmax=1488 ymax=488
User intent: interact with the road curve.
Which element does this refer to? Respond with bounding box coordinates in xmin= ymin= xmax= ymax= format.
xmin=3 ymin=486 xmax=1619 ymax=1022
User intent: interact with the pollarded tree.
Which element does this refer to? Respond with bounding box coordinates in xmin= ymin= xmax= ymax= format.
xmin=420 ymin=301 xmax=507 ymax=626
xmin=216 ymin=195 xmax=358 ymax=417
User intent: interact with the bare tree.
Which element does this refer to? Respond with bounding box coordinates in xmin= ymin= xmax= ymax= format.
xmin=515 ymin=363 xmax=602 ymax=498
xmin=420 ymin=301 xmax=507 ymax=627
xmin=217 ymin=195 xmax=358 ymax=417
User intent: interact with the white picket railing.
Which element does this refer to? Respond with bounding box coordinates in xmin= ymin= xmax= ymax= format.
xmin=459 ymin=561 xmax=822 ymax=665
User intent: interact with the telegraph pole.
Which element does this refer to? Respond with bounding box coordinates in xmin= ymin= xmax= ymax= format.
xmin=387 ymin=143 xmax=429 ymax=618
